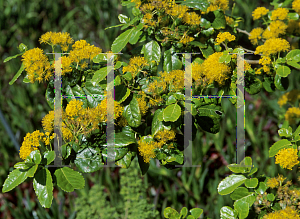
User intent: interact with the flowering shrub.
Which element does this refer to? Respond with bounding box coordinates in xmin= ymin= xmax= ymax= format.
xmin=1 ymin=0 xmax=300 ymax=217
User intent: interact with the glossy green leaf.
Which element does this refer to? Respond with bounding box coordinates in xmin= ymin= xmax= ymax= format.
xmin=218 ymin=174 xmax=247 ymax=195
xmin=227 ymin=164 xmax=249 ymax=174
xmin=180 ymin=207 xmax=188 ymax=218
xmin=163 ymin=48 xmax=182 ymax=72
xmin=196 ymin=104 xmax=223 ymax=134
xmin=61 ymin=144 xmax=72 ymax=159
xmin=269 ymin=139 xmax=292 ymax=157
xmin=274 ymin=74 xmax=289 ymax=91
xmin=220 ymin=206 xmax=238 ymax=219
xmin=75 ymin=147 xmax=103 ymax=173
xmin=33 ymin=168 xmax=53 ymax=208
xmin=102 ymin=132 xmax=136 ymax=147
xmin=190 ymin=208 xmax=203 ymax=218
xmin=123 ymin=97 xmax=141 ymax=127
xmin=200 ymin=45 xmax=214 ymax=58
xmin=9 ymin=63 xmax=25 ymax=85
xmin=263 ymin=75 xmax=276 ymax=92
xmin=212 ymin=10 xmax=226 ymax=29
xmin=164 ymin=207 xmax=180 ymax=218
xmin=276 ymin=65 xmax=291 ymax=77
xmin=30 ymin=150 xmax=41 ymax=165
xmin=189 ymin=41 xmax=207 ymax=49
xmin=14 ymin=162 xmax=34 ymax=169
xmin=142 ymin=40 xmax=161 ymax=65
xmin=201 ymin=28 xmax=214 ymax=37
xmin=163 ymin=103 xmax=181 ymax=122
xmin=118 ymin=14 xmax=129 ymax=24
xmin=181 ymin=0 xmax=209 ymax=11
xmin=129 ymin=23 xmax=143 ymax=45
xmin=26 ymin=164 xmax=38 ymax=178
xmin=245 ymin=76 xmax=262 ymax=95
xmin=286 ymin=49 xmax=300 ymax=62
xmin=111 ymin=28 xmax=136 ymax=53
xmin=278 ymin=127 xmax=293 ymax=137
xmin=2 ymin=169 xmax=28 ymax=192
xmin=287 ymin=60 xmax=300 ymax=69
xmin=255 ymin=182 xmax=267 ymax=195
xmin=267 ymin=193 xmax=275 ymax=201
xmin=83 ymin=79 xmax=105 ymax=108
xmin=230 ymin=187 xmax=251 ymax=200
xmin=116 ymin=151 xmax=132 ymax=168
xmin=234 ymin=200 xmax=249 ymax=219
xmin=219 ymin=51 xmax=231 ymax=64
xmin=4 ymin=53 xmax=23 ymax=63
xmin=248 ymin=167 xmax=258 ymax=176
xmin=115 ymin=84 xmax=130 ymax=103
xmin=54 ymin=167 xmax=85 ymax=192
xmin=187 ymin=216 xmax=195 ymax=219
xmin=23 ymin=74 xmax=31 ymax=83
xmin=288 ymin=12 xmax=299 ymax=20
xmin=91 ymin=66 xmax=113 ymax=86
xmin=245 ymin=178 xmax=258 ymax=188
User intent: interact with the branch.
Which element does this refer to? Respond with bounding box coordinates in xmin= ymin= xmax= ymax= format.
xmin=244 ymin=59 xmax=260 ymax=64
xmin=236 ymin=28 xmax=250 ymax=36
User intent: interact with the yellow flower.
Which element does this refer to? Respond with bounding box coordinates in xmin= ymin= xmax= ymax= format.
xmin=255 ymin=38 xmax=290 ymax=56
xmin=275 ymin=148 xmax=299 ymax=170
xmin=22 ymin=48 xmax=52 ymax=83
xmin=215 ymin=32 xmax=236 ymax=45
xmin=19 ymin=130 xmax=44 ymax=160
xmin=225 ymin=16 xmax=234 ymax=25
xmin=39 ymin=32 xmax=74 ymax=51
xmin=66 ymin=99 xmax=84 ymax=118
xmin=182 ymin=12 xmax=201 ymax=26
xmin=117 ymin=116 xmax=128 ymax=127
xmin=154 ymin=129 xmax=176 ymax=144
xmin=140 ymin=3 xmax=155 ymax=12
xmin=262 ymin=20 xmax=287 ymax=39
xmin=42 ymin=111 xmax=54 ymax=133
xmin=244 ymin=61 xmax=251 ymax=71
xmin=165 ymin=4 xmax=189 ymax=18
xmin=271 ymin=7 xmax=289 ymax=20
xmin=276 ymin=174 xmax=286 ymax=183
xmin=205 ymin=0 xmax=229 ymax=13
xmin=285 ymin=107 xmax=300 ymax=124
xmin=138 ymin=139 xmax=156 ymax=163
xmin=263 ymin=206 xmax=300 ymax=218
xmin=293 ymin=0 xmax=300 ymax=15
xmin=179 ymin=33 xmax=194 ymax=44
xmin=252 ymin=7 xmax=269 ymax=20
xmin=249 ymin=27 xmax=264 ymax=45
xmin=122 ymin=56 xmax=148 ymax=79
xmin=259 ymin=56 xmax=271 ymax=65
xmin=278 ymin=89 xmax=300 ymax=106
xmin=131 ymin=0 xmax=141 ymax=8
xmin=62 ymin=125 xmax=74 ymax=142
xmin=60 ymin=55 xmax=73 ymax=75
xmin=266 ymin=177 xmax=279 ymax=188
xmin=136 ymin=96 xmax=149 ymax=116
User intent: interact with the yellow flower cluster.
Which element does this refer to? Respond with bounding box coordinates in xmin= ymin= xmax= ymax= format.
xmin=140 ymin=3 xmax=155 ymax=12
xmin=136 ymin=96 xmax=149 ymax=116
xmin=22 ymin=48 xmax=52 ymax=83
xmin=266 ymin=177 xmax=279 ymax=189
xmin=65 ymin=99 xmax=84 ymax=119
xmin=131 ymin=0 xmax=141 ymax=8
xmin=249 ymin=27 xmax=264 ymax=45
xmin=19 ymin=130 xmax=44 ymax=160
xmin=194 ymin=52 xmax=231 ymax=86
xmin=293 ymin=0 xmax=300 ymax=15
xmin=275 ymin=148 xmax=299 ymax=170
xmin=165 ymin=4 xmax=189 ymax=19
xmin=205 ymin=0 xmax=229 ymax=13
xmin=42 ymin=111 xmax=55 ymax=133
xmin=278 ymin=89 xmax=300 ymax=107
xmin=154 ymin=129 xmax=176 ymax=143
xmin=143 ymin=13 xmax=156 ymax=28
xmin=255 ymin=38 xmax=290 ymax=56
xmin=262 ymin=20 xmax=287 ymax=39
xmin=215 ymin=32 xmax=236 ymax=45
xmin=138 ymin=140 xmax=160 ymax=163
xmin=94 ymin=97 xmax=124 ymax=123
xmin=285 ymin=107 xmax=300 ymax=124
xmin=252 ymin=7 xmax=269 ymax=20
xmin=182 ymin=12 xmax=201 ymax=26
xmin=270 ymin=7 xmax=289 ymax=20
xmin=263 ymin=206 xmax=300 ymax=219
xmin=225 ymin=16 xmax=234 ymax=25
xmin=258 ymin=56 xmax=271 ymax=73
xmin=117 ymin=116 xmax=128 ymax=127
xmin=122 ymin=56 xmax=149 ymax=79
xmin=179 ymin=34 xmax=194 ymax=44
xmin=39 ymin=32 xmax=74 ymax=51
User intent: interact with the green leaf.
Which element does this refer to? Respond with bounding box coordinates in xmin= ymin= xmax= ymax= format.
xmin=163 ymin=103 xmax=181 ymax=122
xmin=187 ymin=216 xmax=195 ymax=219
xmin=123 ymin=97 xmax=141 ymax=127
xmin=190 ymin=208 xmax=203 ymax=218
xmin=245 ymin=76 xmax=262 ymax=95
xmin=278 ymin=127 xmax=293 ymax=137
xmin=201 ymin=27 xmax=214 ymax=37
xmin=14 ymin=162 xmax=34 ymax=169
xmin=181 ymin=0 xmax=209 ymax=11
xmin=23 ymin=74 xmax=31 ymax=83
xmin=212 ymin=10 xmax=226 ymax=29
xmin=75 ymin=147 xmax=103 ymax=173
xmin=200 ymin=45 xmax=214 ymax=58
xmin=103 ymin=132 xmax=136 ymax=147
xmin=4 ymin=53 xmax=23 ymax=63
xmin=65 ymin=84 xmax=88 ymax=108
xmin=54 ymin=167 xmax=85 ymax=192
xmin=255 ymin=182 xmax=267 ymax=195
xmin=83 ymin=79 xmax=105 ymax=108
xmin=269 ymin=139 xmax=292 ymax=157
xmin=129 ymin=23 xmax=144 ymax=45
xmin=234 ymin=200 xmax=249 ymax=219
xmin=274 ymin=74 xmax=289 ymax=91
xmin=227 ymin=164 xmax=249 ymax=174
xmin=288 ymin=12 xmax=299 ymax=20
xmin=286 ymin=49 xmax=300 ymax=62
xmin=123 ymin=72 xmax=133 ymax=81
xmin=111 ymin=28 xmax=136 ymax=53
xmin=164 ymin=207 xmax=180 ymax=218
xmin=43 ymin=151 xmax=55 ymax=165
xmin=91 ymin=66 xmax=113 ymax=86
xmin=2 ymin=169 xmax=28 ymax=192
xmin=220 ymin=206 xmax=238 ymax=219
xmin=115 ymin=84 xmax=130 ymax=103
xmin=196 ymin=104 xmax=223 ymax=134
xmin=132 ymin=7 xmax=141 ymax=16
xmin=217 ymin=174 xmax=247 ymax=195
xmin=116 ymin=151 xmax=132 ymax=168
xmin=245 ymin=178 xmax=258 ymax=188
xmin=26 ymin=164 xmax=38 ymax=178
xmin=219 ymin=51 xmax=231 ymax=64
xmin=166 ymin=95 xmax=177 ymax=105
xmin=230 ymin=187 xmax=251 ymax=200
xmin=267 ymin=193 xmax=275 ymax=201
xmin=180 ymin=207 xmax=188 ymax=218
xmin=118 ymin=14 xmax=129 ymax=24
xmin=9 ymin=63 xmax=25 ymax=85
xmin=45 ymin=79 xmax=55 ymax=109
xmin=263 ymin=75 xmax=276 ymax=92
xmin=248 ymin=167 xmax=258 ymax=176
xmin=276 ymin=65 xmax=291 ymax=77
xmin=163 ymin=48 xmax=182 ymax=72
xmin=142 ymin=40 xmax=161 ymax=65
xmin=30 ymin=150 xmax=41 ymax=165
xmin=18 ymin=43 xmax=28 ymax=52
xmin=189 ymin=41 xmax=207 ymax=49
xmin=33 ymin=168 xmax=53 ymax=208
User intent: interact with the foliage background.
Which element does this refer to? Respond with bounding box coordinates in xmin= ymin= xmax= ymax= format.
xmin=0 ymin=0 xmax=299 ymax=218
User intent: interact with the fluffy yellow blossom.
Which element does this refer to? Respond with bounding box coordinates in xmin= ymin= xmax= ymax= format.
xmin=249 ymin=27 xmax=264 ymax=45
xmin=259 ymin=56 xmax=271 ymax=65
xmin=285 ymin=107 xmax=300 ymax=124
xmin=136 ymin=96 xmax=149 ymax=116
xmin=262 ymin=20 xmax=287 ymax=39
xmin=66 ymin=99 xmax=84 ymax=119
xmin=165 ymin=4 xmax=189 ymax=18
xmin=215 ymin=32 xmax=236 ymax=45
xmin=42 ymin=111 xmax=54 ymax=133
xmin=252 ymin=7 xmax=269 ymax=20
xmin=293 ymin=0 xmax=300 ymax=15
xmin=62 ymin=124 xmax=74 ymax=142
xmin=22 ymin=48 xmax=52 ymax=83
xmin=39 ymin=32 xmax=74 ymax=51
xmin=182 ymin=12 xmax=201 ymax=26
xmin=244 ymin=61 xmax=251 ymax=71
xmin=94 ymin=97 xmax=124 ymax=123
xmin=143 ymin=13 xmax=156 ymax=28
xmin=278 ymin=89 xmax=300 ymax=107
xmin=275 ymin=148 xmax=299 ymax=170
xmin=19 ymin=130 xmax=44 ymax=160
xmin=192 ymin=62 xmax=209 ymax=88
xmin=60 ymin=55 xmax=73 ymax=75
xmin=225 ymin=16 xmax=234 ymax=25
xmin=205 ymin=0 xmax=229 ymax=13
xmin=122 ymin=56 xmax=148 ymax=79
xmin=117 ymin=116 xmax=128 ymax=127
xmin=149 ymin=96 xmax=163 ymax=107
xmin=255 ymin=38 xmax=290 ymax=56
xmin=263 ymin=206 xmax=300 ymax=219
xmin=131 ymin=0 xmax=141 ymax=8
xmin=198 ymin=52 xmax=231 ymax=86
xmin=138 ymin=139 xmax=159 ymax=163
xmin=271 ymin=7 xmax=289 ymax=20
xmin=266 ymin=177 xmax=279 ymax=188
xmin=154 ymin=129 xmax=176 ymax=144
xmin=140 ymin=3 xmax=155 ymax=12
xmin=179 ymin=34 xmax=194 ymax=44
xmin=277 ymin=174 xmax=286 ymax=183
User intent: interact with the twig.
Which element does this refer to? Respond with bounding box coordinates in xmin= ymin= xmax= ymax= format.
xmin=236 ymin=28 xmax=250 ymax=36
xmin=244 ymin=59 xmax=260 ymax=64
